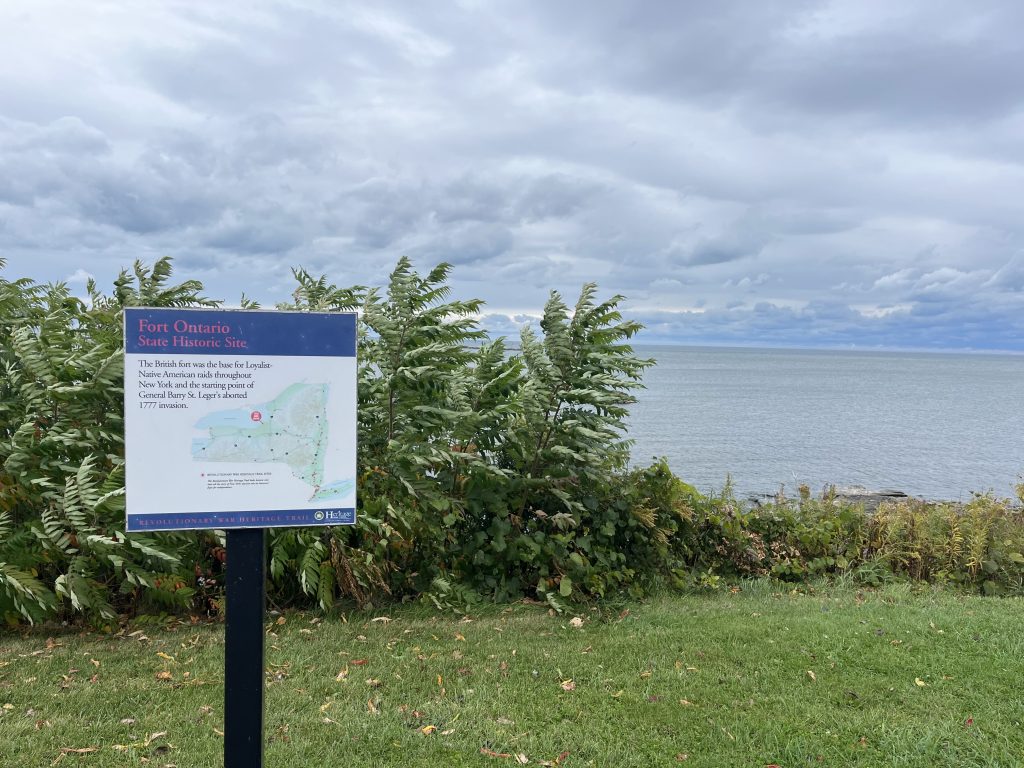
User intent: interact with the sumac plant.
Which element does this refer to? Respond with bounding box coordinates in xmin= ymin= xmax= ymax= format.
xmin=0 ymin=256 xmax=656 ymax=622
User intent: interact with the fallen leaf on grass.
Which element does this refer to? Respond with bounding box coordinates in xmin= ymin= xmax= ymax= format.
xmin=370 ymin=617 xmax=392 ymax=624
xmin=420 ymin=725 xmax=436 ymax=735
xmin=51 ymin=747 xmax=98 ymax=766
xmin=569 ymin=617 xmax=584 ymax=629
xmin=806 ymin=670 xmax=816 ymax=682
xmin=560 ymin=679 xmax=576 ymax=692
xmin=679 ymin=699 xmax=694 ymax=706
xmin=335 ymin=666 xmax=349 ymax=681
xmin=350 ymin=659 xmax=368 ymax=666
xmin=536 ymin=751 xmax=573 ymax=766
xmin=155 ymin=671 xmax=173 ymax=681
xmin=480 ymin=748 xmax=514 ymax=759
xmin=143 ymin=731 xmax=168 ymax=747
xmin=515 ymin=754 xmax=530 ymax=764
xmin=914 ymin=678 xmax=928 ymax=687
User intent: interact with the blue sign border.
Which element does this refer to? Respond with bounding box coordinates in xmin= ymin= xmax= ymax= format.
xmin=124 ymin=307 xmax=357 ymax=532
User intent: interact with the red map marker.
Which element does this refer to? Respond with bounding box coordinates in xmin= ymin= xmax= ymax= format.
xmin=250 ymin=411 xmax=263 ymax=422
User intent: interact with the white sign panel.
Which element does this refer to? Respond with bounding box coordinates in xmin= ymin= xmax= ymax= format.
xmin=124 ymin=308 xmax=357 ymax=531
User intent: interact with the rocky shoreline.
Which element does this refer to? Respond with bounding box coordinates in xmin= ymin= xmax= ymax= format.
xmin=749 ymin=485 xmax=911 ymax=513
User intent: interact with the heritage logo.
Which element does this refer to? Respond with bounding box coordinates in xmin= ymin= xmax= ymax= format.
xmin=314 ymin=509 xmax=353 ymax=523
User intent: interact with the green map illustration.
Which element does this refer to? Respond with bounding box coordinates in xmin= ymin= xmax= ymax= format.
xmin=192 ymin=383 xmax=353 ymax=501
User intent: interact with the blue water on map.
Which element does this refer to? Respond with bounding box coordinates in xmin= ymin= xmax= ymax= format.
xmin=626 ymin=346 xmax=1024 ymax=501
xmin=313 ymin=479 xmax=355 ymax=501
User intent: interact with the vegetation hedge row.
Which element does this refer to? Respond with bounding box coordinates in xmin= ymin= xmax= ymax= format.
xmin=1 ymin=257 xmax=1022 ymax=626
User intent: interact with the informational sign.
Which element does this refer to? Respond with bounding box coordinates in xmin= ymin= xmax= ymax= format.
xmin=124 ymin=308 xmax=357 ymax=531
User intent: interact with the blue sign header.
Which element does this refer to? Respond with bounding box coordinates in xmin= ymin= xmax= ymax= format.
xmin=124 ymin=308 xmax=356 ymax=357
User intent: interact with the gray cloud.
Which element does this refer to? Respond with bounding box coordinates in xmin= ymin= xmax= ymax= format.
xmin=1 ymin=0 xmax=1022 ymax=350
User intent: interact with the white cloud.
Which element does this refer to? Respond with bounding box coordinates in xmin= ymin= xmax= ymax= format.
xmin=65 ymin=268 xmax=94 ymax=284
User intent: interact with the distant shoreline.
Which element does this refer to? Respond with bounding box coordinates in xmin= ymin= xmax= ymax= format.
xmin=631 ymin=341 xmax=1024 ymax=357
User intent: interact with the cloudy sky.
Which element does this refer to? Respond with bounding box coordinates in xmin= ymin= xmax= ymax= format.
xmin=2 ymin=1 xmax=1023 ymax=351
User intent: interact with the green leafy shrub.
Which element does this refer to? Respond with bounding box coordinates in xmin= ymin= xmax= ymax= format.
xmin=0 ymin=260 xmax=217 ymax=624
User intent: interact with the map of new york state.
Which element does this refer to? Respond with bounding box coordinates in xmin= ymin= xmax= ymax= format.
xmin=191 ymin=382 xmax=353 ymax=501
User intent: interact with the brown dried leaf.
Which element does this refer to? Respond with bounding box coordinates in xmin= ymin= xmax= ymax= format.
xmin=480 ymin=748 xmax=514 ymax=759
xmin=143 ymin=731 xmax=168 ymax=747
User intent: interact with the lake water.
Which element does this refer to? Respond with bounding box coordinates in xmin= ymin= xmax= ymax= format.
xmin=626 ymin=345 xmax=1024 ymax=501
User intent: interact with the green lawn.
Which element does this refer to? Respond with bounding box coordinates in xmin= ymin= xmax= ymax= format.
xmin=1 ymin=583 xmax=1022 ymax=767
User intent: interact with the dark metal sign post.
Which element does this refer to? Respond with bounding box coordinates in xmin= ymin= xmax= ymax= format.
xmin=224 ymin=528 xmax=267 ymax=767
